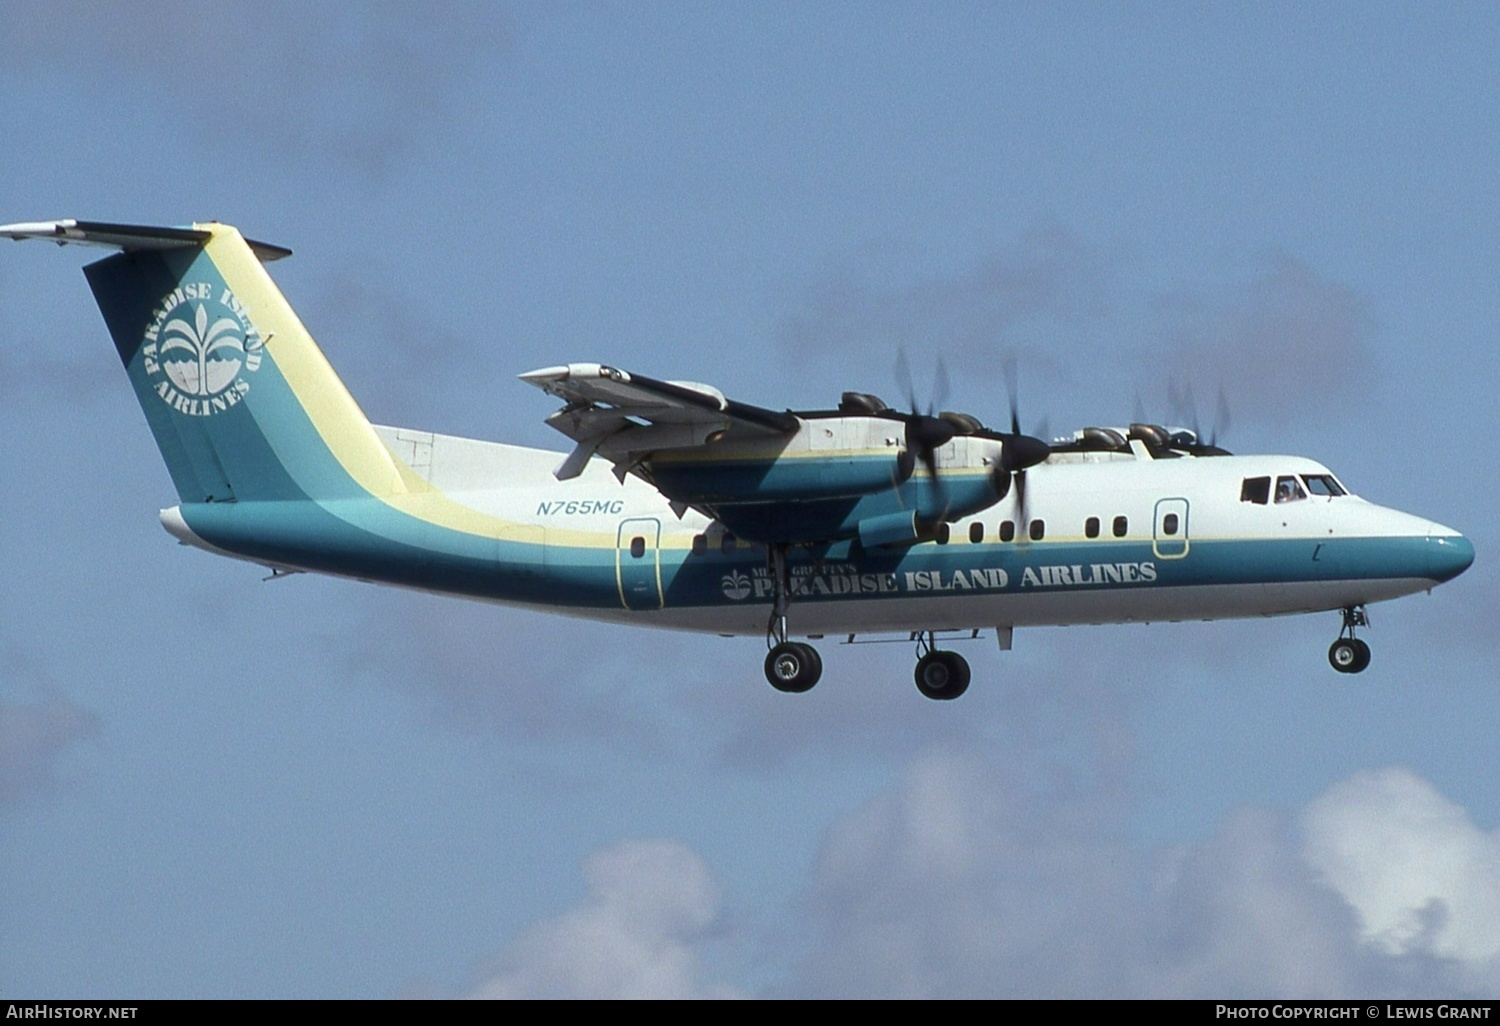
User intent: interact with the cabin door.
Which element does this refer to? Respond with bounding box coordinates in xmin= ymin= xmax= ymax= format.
xmin=616 ymin=518 xmax=664 ymax=610
xmin=1152 ymin=498 xmax=1190 ymax=559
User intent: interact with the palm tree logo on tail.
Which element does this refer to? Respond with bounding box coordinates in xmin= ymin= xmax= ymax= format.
xmin=161 ymin=302 xmax=245 ymax=397
xmin=142 ymin=282 xmax=264 ymax=418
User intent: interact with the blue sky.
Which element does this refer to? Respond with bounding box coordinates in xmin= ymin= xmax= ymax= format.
xmin=2 ymin=2 xmax=1497 ymax=998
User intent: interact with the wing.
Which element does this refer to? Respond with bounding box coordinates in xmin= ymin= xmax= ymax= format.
xmin=521 ymin=363 xmax=799 ymax=479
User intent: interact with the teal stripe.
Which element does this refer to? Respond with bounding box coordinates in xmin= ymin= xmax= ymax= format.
xmin=177 ymin=498 xmax=1450 ymax=612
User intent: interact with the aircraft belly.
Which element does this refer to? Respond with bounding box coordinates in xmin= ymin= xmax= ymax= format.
xmin=582 ymin=576 xmax=1437 ymax=636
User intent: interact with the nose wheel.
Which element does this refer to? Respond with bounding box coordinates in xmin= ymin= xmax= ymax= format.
xmin=1328 ymin=606 xmax=1372 ymax=674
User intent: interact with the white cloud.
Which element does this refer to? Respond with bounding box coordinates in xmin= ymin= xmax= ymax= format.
xmin=440 ymin=758 xmax=1499 ymax=998
xmin=1145 ymin=807 xmax=1371 ymax=997
xmin=793 ymin=750 xmax=1134 ymax=997
xmin=467 ymin=839 xmax=742 ymax=999
xmin=1303 ymin=767 xmax=1500 ymax=971
xmin=786 ymin=752 xmax=1500 ymax=998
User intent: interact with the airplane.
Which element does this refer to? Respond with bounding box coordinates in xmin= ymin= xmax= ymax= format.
xmin=1 ymin=219 xmax=1475 ymax=700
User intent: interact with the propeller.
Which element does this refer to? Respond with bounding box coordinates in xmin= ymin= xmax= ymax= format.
xmin=1165 ymin=379 xmax=1233 ymax=454
xmin=892 ymin=350 xmax=1051 ymax=524
xmin=894 ymin=349 xmax=958 ymax=506
xmin=997 ymin=355 xmax=1051 ymax=525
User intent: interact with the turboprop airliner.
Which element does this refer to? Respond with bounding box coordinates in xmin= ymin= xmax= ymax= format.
xmin=1 ymin=219 xmax=1474 ymax=700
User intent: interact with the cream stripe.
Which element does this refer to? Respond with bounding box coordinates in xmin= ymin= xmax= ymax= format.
xmin=201 ymin=224 xmax=549 ymax=545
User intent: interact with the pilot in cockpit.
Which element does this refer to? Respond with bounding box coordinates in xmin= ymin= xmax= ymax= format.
xmin=1275 ymin=475 xmax=1307 ymax=504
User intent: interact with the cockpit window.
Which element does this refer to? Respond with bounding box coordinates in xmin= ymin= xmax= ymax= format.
xmin=1275 ymin=475 xmax=1307 ymax=504
xmin=1301 ymin=474 xmax=1347 ymax=497
xmin=1240 ymin=476 xmax=1270 ymax=505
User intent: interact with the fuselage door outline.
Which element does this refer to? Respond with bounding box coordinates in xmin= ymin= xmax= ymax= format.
xmin=1153 ymin=497 xmax=1190 ymax=560
xmin=616 ymin=517 xmax=664 ymax=610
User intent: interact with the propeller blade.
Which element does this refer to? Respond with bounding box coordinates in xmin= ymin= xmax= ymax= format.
xmin=1167 ymin=379 xmax=1195 ymax=434
xmin=1002 ymin=354 xmax=1021 ymax=435
xmin=895 ymin=347 xmax=917 ymax=413
xmin=992 ymin=464 xmax=1012 ymax=502
xmin=932 ymin=355 xmax=950 ymax=415
xmin=907 ymin=415 xmax=958 ymax=454
xmin=893 ymin=348 xmax=964 ymax=516
xmin=906 ymin=413 xmax=957 ymax=511
xmin=995 ymin=354 xmax=1050 ymax=530
xmin=1211 ymin=386 xmax=1232 ymax=447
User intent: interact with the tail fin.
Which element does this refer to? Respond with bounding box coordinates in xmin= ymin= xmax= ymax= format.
xmin=14 ymin=220 xmax=406 ymax=503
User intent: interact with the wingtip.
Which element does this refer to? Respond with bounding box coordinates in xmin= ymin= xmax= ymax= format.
xmin=518 ymin=365 xmax=572 ymax=385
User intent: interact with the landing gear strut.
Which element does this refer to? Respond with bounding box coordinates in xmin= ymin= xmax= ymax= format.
xmin=764 ymin=543 xmax=824 ymax=693
xmin=913 ymin=632 xmax=970 ymax=700
xmin=1328 ymin=605 xmax=1371 ymax=674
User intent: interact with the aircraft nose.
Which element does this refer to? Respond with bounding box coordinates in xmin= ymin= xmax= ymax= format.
xmin=1426 ymin=527 xmax=1475 ymax=584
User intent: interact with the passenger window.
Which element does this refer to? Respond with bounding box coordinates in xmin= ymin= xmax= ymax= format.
xmin=720 ymin=534 xmax=737 ymax=555
xmin=1241 ymin=477 xmax=1271 ymax=504
xmin=935 ymin=523 xmax=950 ymax=545
xmin=1112 ymin=515 xmax=1127 ymax=538
xmin=691 ymin=534 xmax=707 ymax=556
xmin=1029 ymin=519 xmax=1045 ymax=541
xmin=969 ymin=522 xmax=984 ymax=544
xmin=1085 ymin=516 xmax=1100 ymax=539
xmin=1000 ymin=520 xmax=1015 ymax=542
xmin=1301 ymin=474 xmax=1347 ymax=497
xmin=1275 ymin=476 xmax=1307 ymax=504
xmin=630 ymin=536 xmax=646 ymax=558
xmin=1163 ymin=513 xmax=1179 ymax=536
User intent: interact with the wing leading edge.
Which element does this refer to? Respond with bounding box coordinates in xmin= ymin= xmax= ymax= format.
xmin=521 ymin=363 xmax=799 ymax=480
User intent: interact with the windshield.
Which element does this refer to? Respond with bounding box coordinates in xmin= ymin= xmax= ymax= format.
xmin=1301 ymin=474 xmax=1347 ymax=497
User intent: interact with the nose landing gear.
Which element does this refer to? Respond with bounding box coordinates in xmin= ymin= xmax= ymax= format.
xmin=1328 ymin=606 xmax=1371 ymax=674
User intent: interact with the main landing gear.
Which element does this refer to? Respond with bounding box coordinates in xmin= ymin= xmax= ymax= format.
xmin=1328 ymin=605 xmax=1372 ymax=674
xmin=759 ymin=544 xmax=973 ymax=700
xmin=913 ymin=632 xmax=970 ymax=700
xmin=764 ymin=544 xmax=825 ymax=693
xmin=765 ymin=641 xmax=821 ymax=693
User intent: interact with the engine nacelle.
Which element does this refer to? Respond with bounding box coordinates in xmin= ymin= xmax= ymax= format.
xmin=645 ymin=449 xmax=908 ymax=505
xmin=642 ymin=416 xmax=911 ymax=506
xmin=655 ymin=428 xmax=1014 ymax=547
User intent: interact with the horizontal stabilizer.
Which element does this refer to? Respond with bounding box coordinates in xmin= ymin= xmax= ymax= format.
xmin=1 ymin=219 xmax=292 ymax=263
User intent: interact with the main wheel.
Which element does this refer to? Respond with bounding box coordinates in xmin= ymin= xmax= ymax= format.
xmin=1328 ymin=638 xmax=1370 ymax=674
xmin=915 ymin=650 xmax=971 ymax=700
xmin=765 ymin=642 xmax=821 ymax=693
